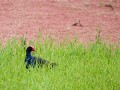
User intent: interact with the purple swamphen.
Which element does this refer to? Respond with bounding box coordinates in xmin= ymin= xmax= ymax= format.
xmin=24 ymin=46 xmax=56 ymax=69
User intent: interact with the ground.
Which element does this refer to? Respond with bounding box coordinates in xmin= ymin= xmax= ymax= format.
xmin=0 ymin=0 xmax=120 ymax=44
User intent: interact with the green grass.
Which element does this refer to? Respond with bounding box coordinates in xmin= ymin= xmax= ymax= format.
xmin=0 ymin=37 xmax=120 ymax=90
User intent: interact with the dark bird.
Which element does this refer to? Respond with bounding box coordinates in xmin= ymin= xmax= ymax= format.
xmin=24 ymin=46 xmax=56 ymax=69
xmin=72 ymin=20 xmax=83 ymax=27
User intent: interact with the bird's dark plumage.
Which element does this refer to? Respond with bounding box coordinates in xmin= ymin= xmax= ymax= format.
xmin=24 ymin=46 xmax=56 ymax=69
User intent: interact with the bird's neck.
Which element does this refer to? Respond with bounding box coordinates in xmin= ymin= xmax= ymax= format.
xmin=26 ymin=51 xmax=32 ymax=58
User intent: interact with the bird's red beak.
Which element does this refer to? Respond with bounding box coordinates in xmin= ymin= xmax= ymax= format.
xmin=31 ymin=47 xmax=36 ymax=51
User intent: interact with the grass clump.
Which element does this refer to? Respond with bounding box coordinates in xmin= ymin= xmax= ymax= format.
xmin=0 ymin=37 xmax=120 ymax=90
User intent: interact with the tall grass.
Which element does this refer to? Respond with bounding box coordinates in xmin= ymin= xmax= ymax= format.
xmin=0 ymin=36 xmax=120 ymax=90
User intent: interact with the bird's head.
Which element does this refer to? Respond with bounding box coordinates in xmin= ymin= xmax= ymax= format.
xmin=26 ymin=46 xmax=36 ymax=52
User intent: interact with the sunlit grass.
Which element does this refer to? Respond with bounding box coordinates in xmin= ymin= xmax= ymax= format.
xmin=0 ymin=37 xmax=120 ymax=90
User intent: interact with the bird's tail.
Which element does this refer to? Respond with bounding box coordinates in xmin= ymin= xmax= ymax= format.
xmin=50 ymin=62 xmax=57 ymax=68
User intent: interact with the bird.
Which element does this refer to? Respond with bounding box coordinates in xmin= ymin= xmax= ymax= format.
xmin=24 ymin=46 xmax=56 ymax=69
xmin=72 ymin=20 xmax=83 ymax=27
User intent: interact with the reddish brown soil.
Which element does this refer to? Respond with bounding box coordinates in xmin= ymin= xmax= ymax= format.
xmin=0 ymin=0 xmax=120 ymax=44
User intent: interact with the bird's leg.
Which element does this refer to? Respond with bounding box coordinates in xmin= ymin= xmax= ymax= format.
xmin=26 ymin=63 xmax=29 ymax=69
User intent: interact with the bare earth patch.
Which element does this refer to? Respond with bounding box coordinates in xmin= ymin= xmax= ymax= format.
xmin=0 ymin=0 xmax=120 ymax=44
